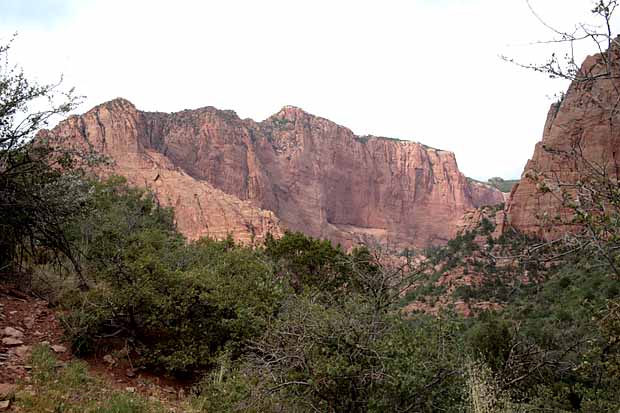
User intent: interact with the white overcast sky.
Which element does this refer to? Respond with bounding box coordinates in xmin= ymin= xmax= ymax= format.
xmin=1 ymin=0 xmax=617 ymax=180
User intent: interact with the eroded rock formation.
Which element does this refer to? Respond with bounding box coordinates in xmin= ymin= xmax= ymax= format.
xmin=506 ymin=44 xmax=620 ymax=238
xmin=49 ymin=100 xmax=283 ymax=244
xmin=50 ymin=99 xmax=503 ymax=248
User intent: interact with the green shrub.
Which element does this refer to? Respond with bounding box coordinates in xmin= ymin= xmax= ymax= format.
xmin=190 ymin=354 xmax=256 ymax=413
xmin=65 ymin=240 xmax=283 ymax=374
xmin=371 ymin=315 xmax=466 ymax=412
xmin=480 ymin=217 xmax=495 ymax=234
xmin=93 ymin=393 xmax=151 ymax=413
xmin=466 ymin=317 xmax=513 ymax=372
xmin=30 ymin=344 xmax=57 ymax=384
xmin=558 ymin=276 xmax=571 ymax=289
xmin=264 ymin=231 xmax=349 ymax=292
xmin=60 ymin=177 xmax=284 ymax=374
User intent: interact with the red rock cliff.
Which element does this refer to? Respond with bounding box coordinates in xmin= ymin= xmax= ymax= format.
xmin=51 ymin=99 xmax=503 ymax=248
xmin=49 ymin=99 xmax=284 ymax=244
xmin=506 ymin=44 xmax=620 ymax=238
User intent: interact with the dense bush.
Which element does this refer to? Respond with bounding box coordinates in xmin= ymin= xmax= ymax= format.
xmin=195 ymin=296 xmax=468 ymax=412
xmin=466 ymin=318 xmax=513 ymax=372
xmin=61 ymin=177 xmax=284 ymax=374
xmin=457 ymin=256 xmax=620 ymax=411
xmin=264 ymin=231 xmax=349 ymax=292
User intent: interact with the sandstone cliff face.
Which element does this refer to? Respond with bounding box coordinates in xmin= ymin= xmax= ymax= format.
xmin=506 ymin=45 xmax=620 ymax=238
xmin=51 ymin=99 xmax=503 ymax=248
xmin=51 ymin=99 xmax=283 ymax=244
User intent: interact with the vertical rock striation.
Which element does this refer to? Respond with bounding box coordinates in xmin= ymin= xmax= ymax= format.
xmin=49 ymin=99 xmax=503 ymax=248
xmin=49 ymin=99 xmax=284 ymax=244
xmin=506 ymin=44 xmax=620 ymax=238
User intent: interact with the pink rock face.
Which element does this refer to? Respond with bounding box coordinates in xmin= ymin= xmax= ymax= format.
xmin=48 ymin=100 xmax=283 ymax=244
xmin=506 ymin=45 xmax=620 ymax=238
xmin=49 ymin=99 xmax=503 ymax=248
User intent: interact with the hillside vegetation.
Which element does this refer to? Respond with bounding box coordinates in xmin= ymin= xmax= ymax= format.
xmin=9 ymin=174 xmax=465 ymax=411
xmin=1 ymin=170 xmax=618 ymax=411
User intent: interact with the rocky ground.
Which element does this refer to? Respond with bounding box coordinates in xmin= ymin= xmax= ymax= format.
xmin=0 ymin=284 xmax=189 ymax=412
xmin=0 ymin=287 xmax=70 ymax=410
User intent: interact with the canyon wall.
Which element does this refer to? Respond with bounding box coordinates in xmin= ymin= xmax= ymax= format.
xmin=505 ymin=44 xmax=620 ymax=238
xmin=50 ymin=99 xmax=503 ymax=248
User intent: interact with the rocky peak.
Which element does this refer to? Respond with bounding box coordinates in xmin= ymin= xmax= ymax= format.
xmin=267 ymin=105 xmax=350 ymax=132
xmin=505 ymin=43 xmax=620 ymax=238
xmin=51 ymin=100 xmax=504 ymax=249
xmin=94 ymin=97 xmax=138 ymax=113
xmin=274 ymin=105 xmax=308 ymax=119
